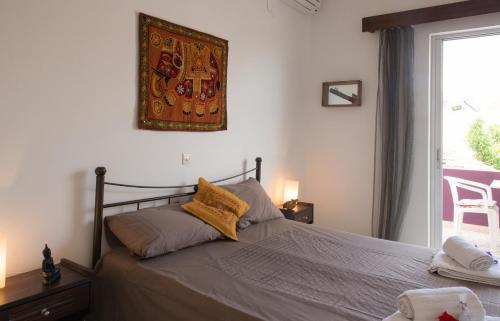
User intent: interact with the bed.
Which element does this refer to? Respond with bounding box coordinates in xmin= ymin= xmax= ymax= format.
xmin=91 ymin=158 xmax=500 ymax=321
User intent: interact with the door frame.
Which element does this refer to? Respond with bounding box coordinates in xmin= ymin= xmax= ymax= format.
xmin=429 ymin=27 xmax=500 ymax=249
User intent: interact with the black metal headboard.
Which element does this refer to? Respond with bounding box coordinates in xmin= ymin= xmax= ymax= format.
xmin=92 ymin=157 xmax=262 ymax=268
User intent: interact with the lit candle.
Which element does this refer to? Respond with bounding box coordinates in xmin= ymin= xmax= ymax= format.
xmin=0 ymin=235 xmax=5 ymax=288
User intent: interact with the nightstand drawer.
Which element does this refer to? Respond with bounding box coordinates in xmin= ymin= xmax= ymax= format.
xmin=7 ymin=283 xmax=89 ymax=321
xmin=294 ymin=212 xmax=313 ymax=223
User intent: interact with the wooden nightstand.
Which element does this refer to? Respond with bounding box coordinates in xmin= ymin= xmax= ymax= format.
xmin=280 ymin=202 xmax=314 ymax=224
xmin=0 ymin=259 xmax=91 ymax=321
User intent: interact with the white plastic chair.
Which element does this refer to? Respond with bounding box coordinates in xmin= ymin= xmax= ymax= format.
xmin=444 ymin=176 xmax=499 ymax=250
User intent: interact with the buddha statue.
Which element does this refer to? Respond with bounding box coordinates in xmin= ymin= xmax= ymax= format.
xmin=41 ymin=244 xmax=60 ymax=285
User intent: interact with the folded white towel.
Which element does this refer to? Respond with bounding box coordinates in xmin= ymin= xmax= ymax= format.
xmin=383 ymin=312 xmax=409 ymax=321
xmin=396 ymin=287 xmax=485 ymax=321
xmin=443 ymin=236 xmax=494 ymax=271
xmin=383 ymin=312 xmax=498 ymax=321
xmin=430 ymin=250 xmax=500 ymax=287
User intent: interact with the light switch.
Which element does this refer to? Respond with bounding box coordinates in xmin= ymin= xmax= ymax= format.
xmin=182 ymin=153 xmax=191 ymax=165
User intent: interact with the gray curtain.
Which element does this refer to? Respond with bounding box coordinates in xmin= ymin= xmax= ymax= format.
xmin=372 ymin=27 xmax=414 ymax=241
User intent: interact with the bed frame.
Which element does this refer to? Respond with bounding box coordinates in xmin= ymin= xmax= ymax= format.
xmin=92 ymin=157 xmax=262 ymax=268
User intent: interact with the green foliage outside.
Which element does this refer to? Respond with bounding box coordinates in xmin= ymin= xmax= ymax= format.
xmin=467 ymin=118 xmax=500 ymax=170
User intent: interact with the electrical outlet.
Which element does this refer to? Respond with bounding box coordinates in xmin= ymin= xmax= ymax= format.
xmin=182 ymin=153 xmax=191 ymax=165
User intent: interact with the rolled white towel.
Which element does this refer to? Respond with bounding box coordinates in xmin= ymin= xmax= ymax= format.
xmin=443 ymin=236 xmax=494 ymax=271
xmin=382 ymin=312 xmax=498 ymax=321
xmin=396 ymin=287 xmax=485 ymax=321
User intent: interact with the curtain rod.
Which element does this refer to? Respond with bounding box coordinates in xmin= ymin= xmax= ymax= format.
xmin=362 ymin=0 xmax=500 ymax=33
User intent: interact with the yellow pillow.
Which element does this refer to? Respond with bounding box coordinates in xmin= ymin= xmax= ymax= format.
xmin=182 ymin=178 xmax=249 ymax=240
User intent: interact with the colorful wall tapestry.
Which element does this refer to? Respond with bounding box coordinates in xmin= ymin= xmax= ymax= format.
xmin=138 ymin=13 xmax=228 ymax=131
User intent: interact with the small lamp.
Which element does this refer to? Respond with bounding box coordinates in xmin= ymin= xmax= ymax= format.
xmin=0 ymin=235 xmax=6 ymax=288
xmin=283 ymin=179 xmax=299 ymax=210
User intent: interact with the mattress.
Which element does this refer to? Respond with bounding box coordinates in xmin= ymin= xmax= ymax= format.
xmin=94 ymin=218 xmax=500 ymax=321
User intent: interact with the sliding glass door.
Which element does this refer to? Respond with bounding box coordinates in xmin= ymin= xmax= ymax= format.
xmin=430 ymin=28 xmax=500 ymax=251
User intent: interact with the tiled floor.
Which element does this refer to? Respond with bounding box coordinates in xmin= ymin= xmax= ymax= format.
xmin=442 ymin=221 xmax=500 ymax=255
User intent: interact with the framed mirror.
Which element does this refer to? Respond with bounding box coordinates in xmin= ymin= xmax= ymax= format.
xmin=322 ymin=80 xmax=362 ymax=107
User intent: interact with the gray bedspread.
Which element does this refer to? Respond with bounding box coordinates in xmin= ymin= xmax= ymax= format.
xmin=94 ymin=218 xmax=500 ymax=321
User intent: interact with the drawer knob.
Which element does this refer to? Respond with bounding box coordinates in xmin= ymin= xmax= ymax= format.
xmin=41 ymin=308 xmax=50 ymax=317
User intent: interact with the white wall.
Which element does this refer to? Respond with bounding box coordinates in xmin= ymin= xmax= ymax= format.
xmin=0 ymin=0 xmax=310 ymax=275
xmin=3 ymin=0 xmax=499 ymax=276
xmin=299 ymin=0 xmax=466 ymax=238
